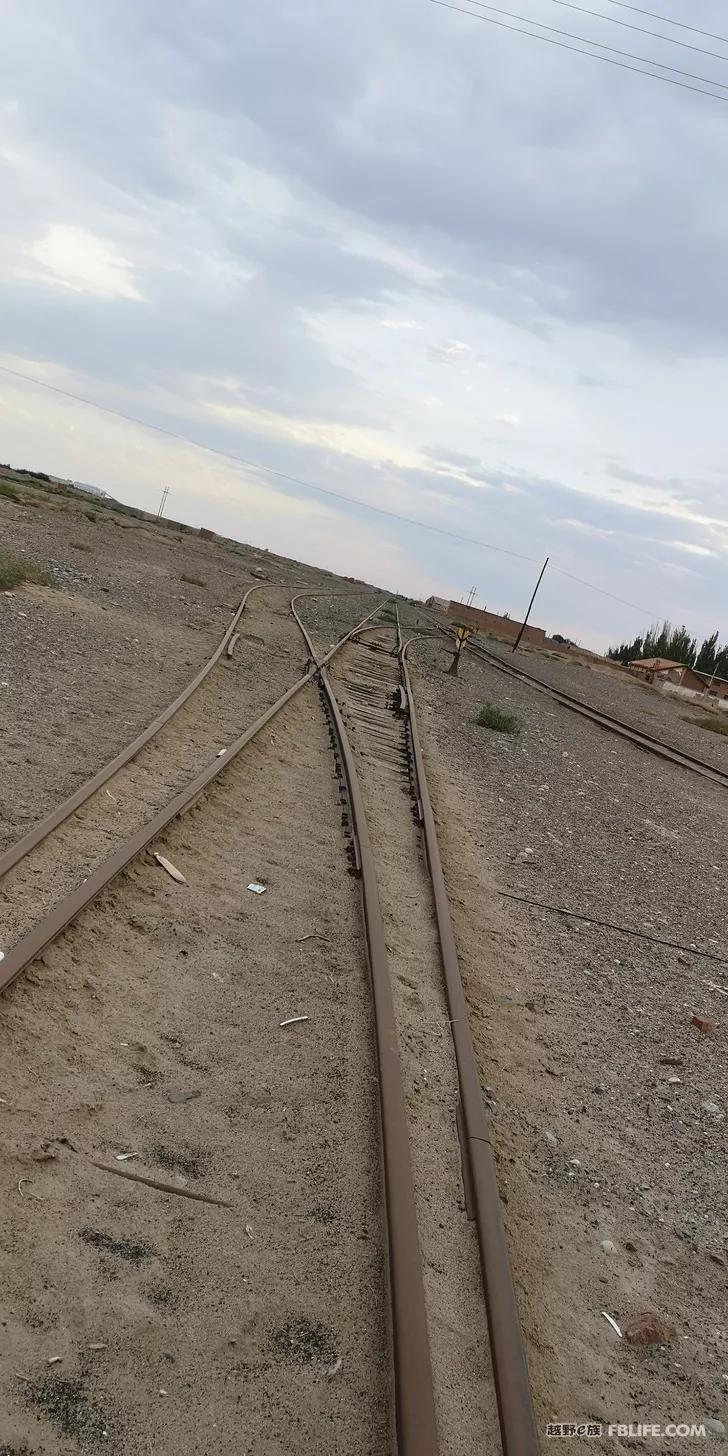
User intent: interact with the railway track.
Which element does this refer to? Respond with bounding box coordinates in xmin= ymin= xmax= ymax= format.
xmin=1 ymin=590 xmax=537 ymax=1456
xmin=0 ymin=590 xmax=381 ymax=993
xmin=419 ymin=608 xmax=728 ymax=790
xmin=296 ymin=607 xmax=538 ymax=1456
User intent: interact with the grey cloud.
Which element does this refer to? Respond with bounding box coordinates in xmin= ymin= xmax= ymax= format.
xmin=2 ymin=0 xmax=728 ymax=651
xmin=604 ymin=462 xmax=688 ymax=491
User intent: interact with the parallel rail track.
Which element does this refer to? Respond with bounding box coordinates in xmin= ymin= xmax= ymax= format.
xmin=2 ymin=591 xmax=538 ymax=1456
xmin=0 ymin=592 xmax=381 ymax=994
xmin=296 ymin=606 xmax=539 ymax=1456
xmin=0 ymin=584 xmax=261 ymax=882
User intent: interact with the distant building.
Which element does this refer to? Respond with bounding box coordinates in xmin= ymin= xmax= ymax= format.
xmin=445 ymin=601 xmax=546 ymax=649
xmin=73 ymin=480 xmax=108 ymax=498
xmin=695 ymin=671 xmax=728 ymax=701
xmin=627 ymin=657 xmax=706 ymax=692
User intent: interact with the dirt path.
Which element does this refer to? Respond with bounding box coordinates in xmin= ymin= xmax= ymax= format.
xmin=0 ymin=649 xmax=389 ymax=1452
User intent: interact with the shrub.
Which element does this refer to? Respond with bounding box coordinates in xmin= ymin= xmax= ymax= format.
xmin=690 ymin=715 xmax=728 ymax=738
xmin=474 ymin=700 xmax=522 ymax=735
xmin=0 ymin=548 xmax=50 ymax=590
xmin=84 ymin=510 xmax=97 ymax=522
xmin=0 ymin=481 xmax=20 ymax=502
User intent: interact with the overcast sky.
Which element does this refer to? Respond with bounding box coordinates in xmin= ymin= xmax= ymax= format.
xmin=1 ymin=0 xmax=728 ymax=648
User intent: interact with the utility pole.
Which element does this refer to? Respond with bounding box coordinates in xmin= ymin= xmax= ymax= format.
xmin=512 ymin=556 xmax=549 ymax=654
xmin=156 ymin=486 xmax=170 ymax=521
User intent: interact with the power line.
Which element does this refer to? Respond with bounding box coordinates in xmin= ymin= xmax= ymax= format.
xmin=548 ymin=0 xmax=728 ymax=66
xmin=550 ymin=565 xmax=660 ymax=617
xmin=463 ymin=0 xmax=728 ymax=91
xmin=0 ymin=361 xmax=538 ymax=562
xmin=429 ymin=0 xmax=728 ymax=102
xmin=0 ymin=363 xmax=676 ymax=621
xmin=604 ymin=0 xmax=728 ymax=48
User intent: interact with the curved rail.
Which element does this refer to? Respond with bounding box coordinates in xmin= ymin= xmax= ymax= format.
xmin=0 ymin=596 xmax=382 ymax=997
xmin=400 ymin=635 xmax=539 ymax=1456
xmin=291 ymin=597 xmax=439 ymax=1456
xmin=0 ymin=584 xmax=263 ymax=883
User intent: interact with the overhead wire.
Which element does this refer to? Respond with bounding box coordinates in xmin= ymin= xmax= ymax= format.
xmin=0 ymin=362 xmax=670 ymax=621
xmin=548 ymin=565 xmax=661 ymax=617
xmin=547 ymin=0 xmax=728 ymax=65
xmin=0 ymin=361 xmax=537 ymax=563
xmin=458 ymin=0 xmax=728 ymax=91
xmin=604 ymin=0 xmax=728 ymax=48
xmin=429 ymin=0 xmax=728 ymax=102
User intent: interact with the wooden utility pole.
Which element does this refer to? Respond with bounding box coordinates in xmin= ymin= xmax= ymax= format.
xmin=512 ymin=557 xmax=549 ymax=654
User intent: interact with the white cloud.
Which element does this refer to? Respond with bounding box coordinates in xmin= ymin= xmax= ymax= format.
xmin=667 ymin=540 xmax=716 ymax=558
xmin=28 ymin=224 xmax=143 ymax=300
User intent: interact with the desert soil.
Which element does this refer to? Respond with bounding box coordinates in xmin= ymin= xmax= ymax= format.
xmin=408 ymin=631 xmax=727 ymax=1451
xmin=2 ymin=477 xmax=727 ymax=1452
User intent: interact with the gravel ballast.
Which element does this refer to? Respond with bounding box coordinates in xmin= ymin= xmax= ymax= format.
xmin=410 ymin=635 xmax=728 ymax=1441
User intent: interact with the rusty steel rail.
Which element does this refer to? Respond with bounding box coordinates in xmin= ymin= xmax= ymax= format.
xmin=420 ymin=607 xmax=728 ymax=790
xmin=0 ymin=584 xmax=263 ymax=884
xmin=0 ymin=597 xmax=383 ymax=997
xmin=291 ymin=596 xmax=439 ymax=1456
xmin=400 ymin=635 xmax=540 ymax=1456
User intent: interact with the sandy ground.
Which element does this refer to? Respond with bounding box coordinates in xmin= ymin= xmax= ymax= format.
xmin=1 ymin=587 xmax=309 ymax=948
xmin=3 ymin=481 xmax=727 ymax=1452
xmin=409 ymin=635 xmax=728 ymax=1449
xmin=477 ymin=635 xmax=728 ymax=779
xmin=0 ymin=477 xmax=352 ymax=853
xmin=1 ymin=602 xmax=389 ymax=1456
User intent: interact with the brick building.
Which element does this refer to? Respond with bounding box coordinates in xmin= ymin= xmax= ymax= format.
xmin=445 ymin=601 xmax=546 ymax=648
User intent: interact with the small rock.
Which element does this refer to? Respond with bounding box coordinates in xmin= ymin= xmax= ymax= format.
xmin=692 ymin=1015 xmax=715 ymax=1034
xmin=543 ymin=1131 xmax=558 ymax=1147
xmin=702 ymin=1101 xmax=722 ymax=1116
xmin=708 ymin=1252 xmax=726 ymax=1267
xmin=623 ymin=1311 xmax=677 ymax=1345
xmin=625 ymin=1240 xmax=637 ymax=1253
xmin=600 ymin=1239 xmax=617 ymax=1255
xmin=705 ymin=1419 xmax=726 ymax=1438
xmin=167 ymin=1090 xmax=201 ymax=1104
xmin=569 ymin=1158 xmax=581 ymax=1168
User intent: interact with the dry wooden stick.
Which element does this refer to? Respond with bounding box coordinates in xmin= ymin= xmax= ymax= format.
xmin=91 ymin=1160 xmax=232 ymax=1207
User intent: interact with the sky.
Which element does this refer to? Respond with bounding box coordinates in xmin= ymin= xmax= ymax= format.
xmin=1 ymin=0 xmax=728 ymax=650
